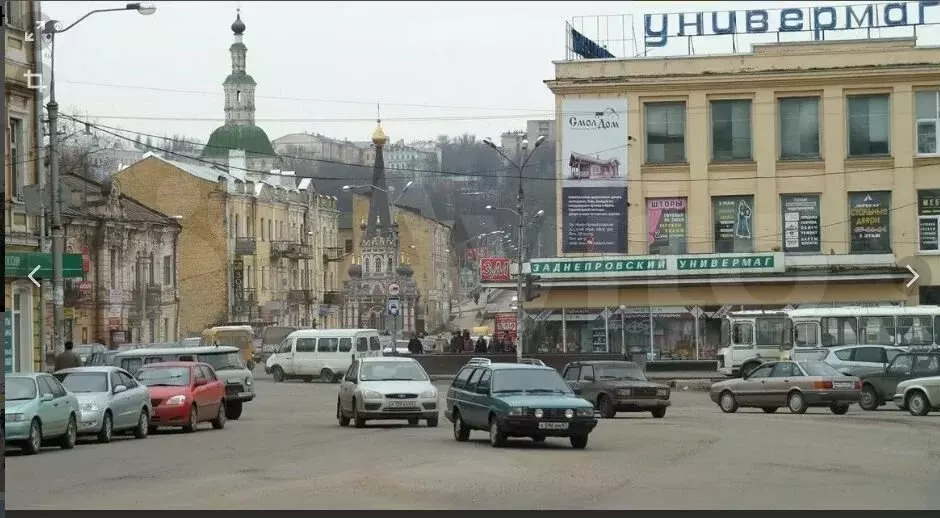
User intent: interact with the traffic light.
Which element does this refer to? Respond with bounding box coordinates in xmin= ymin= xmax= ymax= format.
xmin=523 ymin=274 xmax=542 ymax=302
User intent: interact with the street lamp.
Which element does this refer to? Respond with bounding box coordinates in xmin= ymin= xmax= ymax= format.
xmin=481 ymin=135 xmax=547 ymax=362
xmin=342 ymin=180 xmax=413 ymax=205
xmin=43 ymin=2 xmax=156 ymax=355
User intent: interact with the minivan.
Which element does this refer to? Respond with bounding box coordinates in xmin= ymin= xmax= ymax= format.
xmin=264 ymin=329 xmax=383 ymax=383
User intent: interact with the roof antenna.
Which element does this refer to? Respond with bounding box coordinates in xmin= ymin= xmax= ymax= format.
xmin=377 ymin=101 xmax=381 ymax=123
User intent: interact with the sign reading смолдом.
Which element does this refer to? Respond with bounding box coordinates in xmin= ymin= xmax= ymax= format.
xmin=529 ymin=252 xmax=784 ymax=278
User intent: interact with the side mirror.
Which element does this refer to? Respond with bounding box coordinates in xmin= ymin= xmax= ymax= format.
xmin=40 ymin=393 xmax=54 ymax=402
xmin=572 ymin=388 xmax=583 ymax=396
xmin=112 ymin=384 xmax=127 ymax=394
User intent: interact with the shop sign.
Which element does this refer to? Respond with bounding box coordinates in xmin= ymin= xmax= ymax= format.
xmin=531 ymin=258 xmax=667 ymax=276
xmin=494 ymin=313 xmax=517 ymax=341
xmin=675 ymin=254 xmax=776 ymax=271
xmin=4 ymin=312 xmax=13 ymax=374
xmin=849 ymin=191 xmax=891 ymax=253
xmin=479 ymin=257 xmax=511 ymax=282
xmin=918 ymin=189 xmax=940 ymax=252
xmin=4 ymin=252 xmax=84 ymax=278
xmin=529 ymin=252 xmax=783 ymax=278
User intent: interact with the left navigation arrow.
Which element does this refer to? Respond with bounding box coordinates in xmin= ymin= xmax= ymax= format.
xmin=28 ymin=265 xmax=42 ymax=287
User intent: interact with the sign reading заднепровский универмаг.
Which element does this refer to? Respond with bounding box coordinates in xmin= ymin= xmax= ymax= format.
xmin=528 ymin=253 xmax=784 ymax=279
xmin=643 ymin=2 xmax=939 ymax=48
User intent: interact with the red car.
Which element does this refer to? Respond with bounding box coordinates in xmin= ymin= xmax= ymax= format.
xmin=135 ymin=361 xmax=227 ymax=433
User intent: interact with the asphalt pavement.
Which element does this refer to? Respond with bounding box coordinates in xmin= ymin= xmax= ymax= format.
xmin=7 ymin=377 xmax=940 ymax=510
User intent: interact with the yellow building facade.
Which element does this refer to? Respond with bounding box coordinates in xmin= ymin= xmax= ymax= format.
xmin=509 ymin=37 xmax=940 ymax=360
xmin=4 ymin=0 xmax=44 ymax=372
xmin=114 ymin=154 xmax=341 ymax=336
xmin=351 ymin=194 xmax=457 ymax=332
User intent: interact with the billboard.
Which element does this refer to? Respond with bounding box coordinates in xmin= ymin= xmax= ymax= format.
xmin=560 ymin=97 xmax=630 ymax=254
xmin=494 ymin=313 xmax=518 ymax=342
xmin=780 ymin=194 xmax=821 ymax=253
xmin=647 ymin=197 xmax=688 ymax=255
xmin=479 ymin=257 xmax=511 ymax=282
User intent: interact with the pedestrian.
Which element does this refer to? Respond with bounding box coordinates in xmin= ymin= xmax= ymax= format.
xmin=54 ymin=341 xmax=83 ymax=370
xmin=407 ymin=333 xmax=423 ymax=355
xmin=474 ymin=335 xmax=488 ymax=354
xmin=488 ymin=337 xmax=502 ymax=354
xmin=462 ymin=330 xmax=474 ymax=353
xmin=450 ymin=331 xmax=462 ymax=354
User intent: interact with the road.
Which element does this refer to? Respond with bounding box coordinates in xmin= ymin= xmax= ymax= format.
xmin=7 ymin=377 xmax=940 ymax=510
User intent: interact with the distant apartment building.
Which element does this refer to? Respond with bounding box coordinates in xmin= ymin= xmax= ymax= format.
xmin=273 ymin=132 xmax=373 ymax=167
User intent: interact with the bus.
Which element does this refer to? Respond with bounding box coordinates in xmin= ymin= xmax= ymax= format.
xmin=716 ymin=306 xmax=940 ymax=377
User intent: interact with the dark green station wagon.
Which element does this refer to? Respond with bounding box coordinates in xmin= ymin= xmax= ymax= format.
xmin=444 ymin=359 xmax=598 ymax=449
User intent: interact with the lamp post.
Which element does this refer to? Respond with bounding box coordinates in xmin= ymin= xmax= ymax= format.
xmin=43 ymin=3 xmax=156 ymax=355
xmin=481 ymin=136 xmax=547 ymax=361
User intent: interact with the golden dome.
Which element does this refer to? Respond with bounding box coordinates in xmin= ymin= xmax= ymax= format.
xmin=371 ymin=121 xmax=388 ymax=146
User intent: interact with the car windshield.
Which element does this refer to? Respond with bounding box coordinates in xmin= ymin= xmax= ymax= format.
xmin=54 ymin=372 xmax=108 ymax=393
xmin=198 ymin=352 xmax=243 ymax=371
xmin=491 ymin=369 xmax=573 ymax=395
xmin=360 ymin=361 xmax=428 ymax=381
xmin=136 ymin=367 xmax=191 ymax=386
xmin=799 ymin=361 xmax=842 ymax=377
xmin=7 ymin=377 xmax=38 ymax=400
xmin=595 ymin=364 xmax=647 ymax=381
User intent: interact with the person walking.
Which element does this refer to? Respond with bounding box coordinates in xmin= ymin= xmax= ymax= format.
xmin=474 ymin=335 xmax=488 ymax=354
xmin=407 ymin=334 xmax=423 ymax=355
xmin=54 ymin=341 xmax=84 ymax=371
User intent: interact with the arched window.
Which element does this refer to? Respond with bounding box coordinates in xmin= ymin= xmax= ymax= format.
xmin=387 ymin=257 xmax=393 ymax=273
xmin=236 ymin=90 xmax=242 ymax=103
xmin=375 ymin=257 xmax=383 ymax=273
xmin=363 ymin=258 xmax=370 ymax=274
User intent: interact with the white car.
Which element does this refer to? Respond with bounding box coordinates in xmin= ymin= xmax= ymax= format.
xmin=818 ymin=345 xmax=906 ymax=374
xmin=336 ymin=356 xmax=439 ymax=428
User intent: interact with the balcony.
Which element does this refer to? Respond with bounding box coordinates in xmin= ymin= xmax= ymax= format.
xmin=271 ymin=241 xmax=314 ymax=260
xmin=235 ymin=237 xmax=257 ymax=256
xmin=146 ymin=284 xmax=162 ymax=308
xmin=287 ymin=289 xmax=315 ymax=305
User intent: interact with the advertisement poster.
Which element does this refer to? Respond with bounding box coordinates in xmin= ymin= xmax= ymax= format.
xmin=647 ymin=198 xmax=688 ymax=255
xmin=560 ymin=97 xmax=629 ymax=254
xmin=849 ymin=191 xmax=891 ymax=253
xmin=479 ymin=257 xmax=511 ymax=282
xmin=780 ymin=194 xmax=821 ymax=253
xmin=712 ymin=195 xmax=754 ymax=253
xmin=494 ymin=313 xmax=517 ymax=342
xmin=918 ymin=189 xmax=940 ymax=252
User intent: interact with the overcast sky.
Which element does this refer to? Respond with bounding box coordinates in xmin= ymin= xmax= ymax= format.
xmin=41 ymin=0 xmax=937 ymax=145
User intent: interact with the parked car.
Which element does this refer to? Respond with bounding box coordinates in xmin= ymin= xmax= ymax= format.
xmin=562 ymin=360 xmax=670 ymax=418
xmin=858 ymin=352 xmax=940 ymax=411
xmin=74 ymin=343 xmax=107 ymax=365
xmin=86 ymin=350 xmax=119 ymax=367
xmin=709 ymin=360 xmax=860 ymax=415
xmin=444 ymin=359 xmax=597 ymax=449
xmin=134 ymin=362 xmax=227 ymax=433
xmin=53 ymin=366 xmax=152 ymax=443
xmin=4 ymin=373 xmax=80 ymax=454
xmin=893 ymin=375 xmax=940 ymax=416
xmin=812 ymin=345 xmax=907 ymax=375
xmin=336 ymin=356 xmax=439 ymax=428
xmin=265 ymin=328 xmax=382 ymax=383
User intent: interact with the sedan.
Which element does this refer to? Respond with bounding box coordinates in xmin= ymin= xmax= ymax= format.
xmin=53 ymin=367 xmax=152 ymax=443
xmin=337 ymin=356 xmax=439 ymax=428
xmin=135 ymin=362 xmax=227 ymax=433
xmin=5 ymin=373 xmax=80 ymax=454
xmin=710 ymin=360 xmax=861 ymax=415
xmin=893 ymin=375 xmax=940 ymax=416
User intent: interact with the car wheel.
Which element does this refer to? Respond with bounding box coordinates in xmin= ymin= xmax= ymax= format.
xmin=650 ymin=408 xmax=666 ymax=418
xmin=787 ymin=391 xmax=808 ymax=414
xmin=597 ymin=395 xmax=616 ymax=418
xmin=352 ymin=399 xmax=366 ymax=428
xmin=97 ymin=412 xmax=114 ymax=443
xmin=23 ymin=419 xmax=42 ymax=455
xmin=320 ymin=369 xmax=333 ymax=382
xmin=337 ymin=400 xmax=350 ymax=427
xmin=134 ymin=409 xmax=149 ymax=439
xmin=906 ymin=390 xmax=930 ymax=416
xmin=427 ymin=416 xmax=439 ymax=427
xmin=59 ymin=415 xmax=77 ymax=450
xmin=569 ymin=434 xmax=589 ymax=449
xmin=452 ymin=411 xmax=470 ymax=442
xmin=182 ymin=406 xmax=198 ymax=433
xmin=761 ymin=407 xmax=778 ymax=414
xmin=719 ymin=391 xmax=738 ymax=413
xmin=488 ymin=416 xmax=507 ymax=448
xmin=211 ymin=402 xmax=227 ymax=429
xmin=858 ymin=385 xmax=879 ymax=411
xmin=271 ymin=366 xmax=285 ymax=383
xmin=225 ymin=401 xmax=243 ymax=420
xmin=829 ymin=404 xmax=850 ymax=415
xmin=302 ymin=376 xmax=314 ymax=383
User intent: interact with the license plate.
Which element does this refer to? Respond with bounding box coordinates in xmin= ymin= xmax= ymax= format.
xmin=386 ymin=401 xmax=417 ymax=408
xmin=538 ymin=422 xmax=569 ymax=430
xmin=833 ymin=382 xmax=853 ymax=389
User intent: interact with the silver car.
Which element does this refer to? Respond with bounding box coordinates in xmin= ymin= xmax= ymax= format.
xmin=53 ymin=366 xmax=152 ymax=443
xmin=336 ymin=356 xmax=439 ymax=428
xmin=812 ymin=345 xmax=906 ymax=375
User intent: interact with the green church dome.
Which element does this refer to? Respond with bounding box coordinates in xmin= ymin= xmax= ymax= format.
xmin=200 ymin=124 xmax=276 ymax=158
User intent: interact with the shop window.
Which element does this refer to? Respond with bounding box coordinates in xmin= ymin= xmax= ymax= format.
xmin=848 ymin=191 xmax=891 ymax=254
xmin=918 ymin=189 xmax=940 ymax=252
xmin=847 ymin=94 xmax=891 ymax=156
xmin=779 ymin=97 xmax=821 ymax=159
xmin=916 ymin=89 xmax=940 ymax=156
xmin=712 ymin=195 xmax=754 ymax=253
xmin=654 ymin=312 xmax=694 ymax=360
xmin=780 ymin=194 xmax=821 ymax=253
xmin=646 ymin=198 xmax=688 ymax=255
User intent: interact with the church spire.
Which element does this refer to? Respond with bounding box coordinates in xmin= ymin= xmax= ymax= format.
xmin=364 ymin=116 xmax=394 ymax=241
xmin=223 ymin=9 xmax=256 ymax=126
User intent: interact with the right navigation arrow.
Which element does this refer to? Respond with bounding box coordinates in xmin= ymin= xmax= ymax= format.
xmin=906 ymin=265 xmax=920 ymax=288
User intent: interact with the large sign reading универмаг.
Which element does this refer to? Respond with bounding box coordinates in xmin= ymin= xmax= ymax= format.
xmin=528 ymin=252 xmax=785 ymax=279
xmin=643 ymin=2 xmax=939 ymax=48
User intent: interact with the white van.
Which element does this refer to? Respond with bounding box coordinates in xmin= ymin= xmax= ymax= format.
xmin=264 ymin=328 xmax=383 ymax=383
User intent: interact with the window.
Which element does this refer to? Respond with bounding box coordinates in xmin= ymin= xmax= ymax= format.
xmin=647 ymin=198 xmax=688 ymax=255
xmin=345 ymin=239 xmax=353 ymax=253
xmin=732 ymin=322 xmax=753 ymax=346
xmin=268 ymin=220 xmax=273 ymax=241
xmin=886 ymin=348 xmax=902 ymax=363
xmin=110 ymin=249 xmax=117 ymax=287
xmin=46 ymin=376 xmax=68 ymax=398
xmin=356 ymin=337 xmax=368 ymax=352
xmin=780 ymin=194 xmax=821 ymax=253
xmin=193 ymin=367 xmax=207 ymax=382
xmin=794 ymin=323 xmax=818 ymax=348
xmin=887 ymin=355 xmax=912 ymax=375
xmin=296 ymin=338 xmax=316 ymax=353
xmin=121 ymin=358 xmax=143 ymax=373
xmin=848 ymin=191 xmax=891 ymax=254
xmin=261 ymin=218 xmax=265 ymax=240
xmin=747 ymin=364 xmax=773 ymax=379
xmin=854 ymin=347 xmax=884 ymax=364
xmin=916 ymin=90 xmax=939 ymax=155
xmin=9 ymin=118 xmax=24 ymax=199
xmin=712 ymin=195 xmax=754 ymax=253
xmin=771 ymin=362 xmax=801 ymax=377
xmin=563 ymin=366 xmax=581 ymax=381
xmin=338 ymin=337 xmax=352 ymax=353
xmin=452 ymin=367 xmax=474 ymax=389
xmin=317 ymin=338 xmax=338 ymax=353
xmin=345 ymin=361 xmax=360 ymax=381
xmin=465 ymin=368 xmax=483 ymax=388
xmin=918 ymin=189 xmax=940 ymax=252
xmin=779 ymin=97 xmax=820 ymax=159
xmin=859 ymin=316 xmax=895 ymax=345
xmin=118 ymin=371 xmax=138 ymax=388
xmin=711 ymin=100 xmax=752 ymax=161
xmin=821 ymin=317 xmax=858 ymax=347
xmin=148 ymin=319 xmax=156 ymax=342
xmin=477 ymin=370 xmax=492 ymax=391
xmin=834 ymin=349 xmax=853 ymax=361
xmin=110 ymin=371 xmax=123 ymax=390
xmin=236 ymin=90 xmax=242 ymax=103
xmin=579 ymin=365 xmax=595 ymax=381
xmin=234 ymin=214 xmax=240 ymax=238
xmin=369 ymin=336 xmax=382 ymax=351
xmin=847 ymin=94 xmax=890 ymax=156
xmin=202 ymin=366 xmax=218 ymax=381
xmin=163 ymin=255 xmax=172 ymax=285
xmin=897 ymin=316 xmax=934 ymax=346
xmin=645 ymin=102 xmax=686 ymax=163
xmin=756 ymin=318 xmax=790 ymax=346
xmin=148 ymin=253 xmax=155 ymax=285
xmin=277 ymin=340 xmax=292 ymax=354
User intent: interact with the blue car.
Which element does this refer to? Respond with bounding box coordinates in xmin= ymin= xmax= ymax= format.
xmin=5 ymin=373 xmax=81 ymax=454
